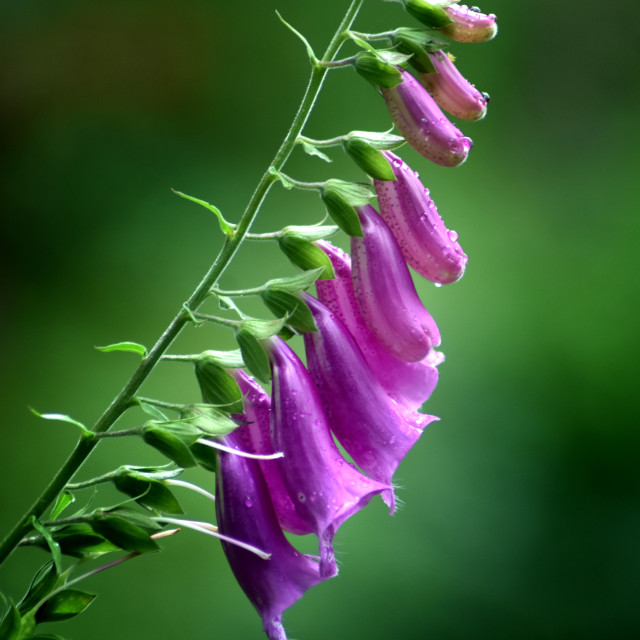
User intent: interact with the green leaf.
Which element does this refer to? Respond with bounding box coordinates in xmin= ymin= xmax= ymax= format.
xmin=18 ymin=562 xmax=60 ymax=616
xmin=194 ymin=360 xmax=244 ymax=413
xmin=268 ymin=167 xmax=293 ymax=190
xmin=260 ymin=289 xmax=317 ymax=333
xmin=142 ymin=426 xmax=197 ymax=468
xmin=50 ymin=492 xmax=75 ymax=521
xmin=0 ymin=603 xmax=21 ymax=640
xmin=28 ymin=410 xmax=91 ymax=437
xmin=172 ymin=189 xmax=235 ymax=237
xmin=278 ymin=235 xmax=335 ymax=279
xmin=94 ymin=341 xmax=147 ymax=357
xmin=262 ymin=267 xmax=326 ymax=293
xmin=276 ymin=11 xmax=318 ymax=66
xmin=48 ymin=525 xmax=117 ymax=558
xmin=90 ymin=515 xmax=160 ymax=554
xmin=190 ymin=441 xmax=218 ymax=473
xmin=30 ymin=519 xmax=62 ymax=574
xmin=134 ymin=400 xmax=169 ymax=421
xmin=182 ymin=406 xmax=239 ymax=437
xmin=392 ymin=28 xmax=450 ymax=73
xmin=35 ymin=590 xmax=96 ymax=623
xmin=113 ymin=475 xmax=183 ymax=515
xmin=300 ymin=141 xmax=332 ymax=163
xmin=239 ymin=317 xmax=286 ymax=340
xmin=235 ymin=329 xmax=271 ymax=384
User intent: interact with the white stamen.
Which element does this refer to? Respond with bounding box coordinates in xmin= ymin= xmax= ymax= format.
xmin=197 ymin=439 xmax=284 ymax=461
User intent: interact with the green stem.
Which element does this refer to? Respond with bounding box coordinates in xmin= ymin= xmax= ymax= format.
xmin=0 ymin=0 xmax=363 ymax=568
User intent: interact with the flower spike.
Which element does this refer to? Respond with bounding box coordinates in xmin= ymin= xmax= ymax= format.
xmin=265 ymin=336 xmax=388 ymax=577
xmin=215 ymin=430 xmax=327 ymax=640
xmin=302 ymin=294 xmax=438 ymax=513
xmin=381 ymin=67 xmax=473 ymax=167
xmin=374 ymin=151 xmax=468 ymax=284
xmin=351 ymin=205 xmax=441 ymax=362
xmin=315 ymin=241 xmax=442 ymax=411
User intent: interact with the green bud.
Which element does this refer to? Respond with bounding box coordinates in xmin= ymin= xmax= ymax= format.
xmin=278 ymin=234 xmax=335 ymax=279
xmin=194 ymin=358 xmax=244 ymax=413
xmin=142 ymin=426 xmax=197 ymax=468
xmin=235 ymin=327 xmax=272 ymax=384
xmin=403 ymin=0 xmax=453 ymax=28
xmin=90 ymin=514 xmax=160 ymax=553
xmin=353 ymin=51 xmax=403 ymax=88
xmin=344 ymin=138 xmax=396 ymax=181
xmin=113 ymin=474 xmax=183 ymax=514
xmin=320 ymin=181 xmax=369 ymax=237
xmin=260 ymin=289 xmax=318 ymax=333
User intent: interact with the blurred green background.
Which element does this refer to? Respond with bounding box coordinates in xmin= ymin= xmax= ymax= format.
xmin=1 ymin=0 xmax=639 ymax=638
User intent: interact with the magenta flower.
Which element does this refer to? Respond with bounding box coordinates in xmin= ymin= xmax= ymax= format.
xmin=315 ymin=240 xmax=442 ymax=411
xmin=265 ymin=336 xmax=388 ymax=577
xmin=215 ymin=429 xmax=326 ymax=640
xmin=419 ymin=50 xmax=488 ymax=121
xmin=302 ymin=293 xmax=438 ymax=513
xmin=374 ymin=151 xmax=468 ymax=284
xmin=351 ymin=204 xmax=441 ymax=362
xmin=441 ymin=4 xmax=498 ymax=43
xmin=230 ymin=369 xmax=313 ymax=536
xmin=381 ymin=67 xmax=472 ymax=167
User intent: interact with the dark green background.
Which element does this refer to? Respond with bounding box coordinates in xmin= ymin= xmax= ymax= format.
xmin=1 ymin=1 xmax=639 ymax=638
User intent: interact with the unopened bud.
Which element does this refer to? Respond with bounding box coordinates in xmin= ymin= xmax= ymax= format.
xmin=441 ymin=4 xmax=498 ymax=43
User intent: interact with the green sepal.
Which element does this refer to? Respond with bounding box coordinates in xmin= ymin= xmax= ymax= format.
xmin=197 ymin=349 xmax=244 ymax=369
xmin=18 ymin=562 xmax=61 ymax=616
xmin=35 ymin=590 xmax=96 ymax=623
xmin=235 ymin=328 xmax=272 ymax=384
xmin=261 ymin=267 xmax=327 ymax=294
xmin=142 ymin=426 xmax=197 ymax=468
xmin=278 ymin=235 xmax=335 ymax=280
xmin=403 ymin=0 xmax=454 ymax=28
xmin=194 ymin=359 xmax=244 ymax=413
xmin=320 ymin=180 xmax=375 ymax=237
xmin=190 ymin=441 xmax=218 ymax=473
xmin=94 ymin=341 xmax=147 ymax=358
xmin=343 ymin=138 xmax=396 ymax=181
xmin=90 ymin=514 xmax=160 ymax=553
xmin=172 ymin=189 xmax=235 ymax=237
xmin=353 ymin=51 xmax=402 ymax=88
xmin=347 ymin=130 xmax=406 ymax=150
xmin=260 ymin=289 xmax=318 ymax=333
xmin=181 ymin=405 xmax=238 ymax=437
xmin=392 ymin=28 xmax=450 ymax=73
xmin=113 ymin=475 xmax=183 ymax=515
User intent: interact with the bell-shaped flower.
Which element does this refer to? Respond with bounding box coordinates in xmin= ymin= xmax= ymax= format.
xmin=302 ymin=293 xmax=438 ymax=514
xmin=351 ymin=205 xmax=441 ymax=362
xmin=230 ymin=369 xmax=313 ymax=536
xmin=315 ymin=240 xmax=442 ymax=411
xmin=215 ymin=429 xmax=327 ymax=640
xmin=441 ymin=4 xmax=498 ymax=43
xmin=380 ymin=67 xmax=472 ymax=167
xmin=418 ymin=50 xmax=489 ymax=121
xmin=265 ymin=336 xmax=388 ymax=577
xmin=374 ymin=151 xmax=468 ymax=284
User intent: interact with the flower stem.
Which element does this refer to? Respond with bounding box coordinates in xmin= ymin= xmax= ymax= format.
xmin=0 ymin=0 xmax=364 ymax=568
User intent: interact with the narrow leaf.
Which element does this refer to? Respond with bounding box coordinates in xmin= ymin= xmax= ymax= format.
xmin=94 ymin=342 xmax=147 ymax=357
xmin=30 ymin=518 xmax=62 ymax=574
xmin=35 ymin=590 xmax=96 ymax=623
xmin=18 ymin=562 xmax=60 ymax=615
xmin=135 ymin=400 xmax=169 ymax=422
xmin=29 ymin=410 xmax=91 ymax=437
xmin=262 ymin=267 xmax=326 ymax=293
xmin=300 ymin=141 xmax=332 ymax=163
xmin=172 ymin=189 xmax=235 ymax=237
xmin=50 ymin=491 xmax=75 ymax=521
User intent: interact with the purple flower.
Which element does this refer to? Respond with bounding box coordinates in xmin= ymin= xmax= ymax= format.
xmin=215 ymin=429 xmax=326 ymax=640
xmin=374 ymin=151 xmax=468 ymax=284
xmin=265 ymin=336 xmax=388 ymax=577
xmin=315 ymin=240 xmax=442 ymax=411
xmin=351 ymin=204 xmax=441 ymax=362
xmin=230 ymin=369 xmax=313 ymax=536
xmin=419 ymin=50 xmax=488 ymax=121
xmin=302 ymin=293 xmax=438 ymax=513
xmin=441 ymin=4 xmax=498 ymax=43
xmin=381 ymin=67 xmax=472 ymax=167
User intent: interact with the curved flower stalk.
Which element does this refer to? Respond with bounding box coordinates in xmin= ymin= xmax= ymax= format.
xmin=381 ymin=67 xmax=472 ymax=167
xmin=265 ymin=336 xmax=388 ymax=577
xmin=230 ymin=369 xmax=313 ymax=536
xmin=351 ymin=205 xmax=441 ymax=362
xmin=302 ymin=294 xmax=438 ymax=513
xmin=418 ymin=50 xmax=489 ymax=121
xmin=374 ymin=151 xmax=468 ymax=284
xmin=215 ymin=429 xmax=327 ymax=640
xmin=441 ymin=3 xmax=498 ymax=43
xmin=315 ymin=241 xmax=441 ymax=410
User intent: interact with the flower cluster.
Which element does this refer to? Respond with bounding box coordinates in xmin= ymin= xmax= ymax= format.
xmin=210 ymin=3 xmax=498 ymax=638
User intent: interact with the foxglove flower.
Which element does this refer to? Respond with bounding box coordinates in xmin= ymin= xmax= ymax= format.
xmin=302 ymin=293 xmax=438 ymax=513
xmin=316 ymin=240 xmax=442 ymax=411
xmin=374 ymin=151 xmax=468 ymax=284
xmin=441 ymin=4 xmax=498 ymax=43
xmin=230 ymin=369 xmax=313 ymax=536
xmin=351 ymin=205 xmax=441 ymax=362
xmin=265 ymin=336 xmax=388 ymax=577
xmin=419 ymin=50 xmax=488 ymax=121
xmin=215 ymin=429 xmax=326 ymax=640
xmin=381 ymin=67 xmax=472 ymax=167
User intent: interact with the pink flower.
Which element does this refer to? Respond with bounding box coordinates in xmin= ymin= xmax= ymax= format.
xmin=441 ymin=4 xmax=498 ymax=43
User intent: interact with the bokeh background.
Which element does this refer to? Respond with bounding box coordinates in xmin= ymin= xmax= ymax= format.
xmin=1 ymin=0 xmax=639 ymax=638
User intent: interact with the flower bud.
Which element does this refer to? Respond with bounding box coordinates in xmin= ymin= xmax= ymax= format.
xmin=441 ymin=4 xmax=498 ymax=43
xmin=353 ymin=51 xmax=403 ymax=89
xmin=374 ymin=151 xmax=468 ymax=284
xmin=351 ymin=205 xmax=441 ymax=362
xmin=381 ymin=67 xmax=472 ymax=167
xmin=419 ymin=50 xmax=488 ymax=121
